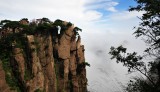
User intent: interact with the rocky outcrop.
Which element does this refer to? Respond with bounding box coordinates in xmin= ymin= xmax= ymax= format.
xmin=0 ymin=62 xmax=11 ymax=92
xmin=0 ymin=18 xmax=88 ymax=92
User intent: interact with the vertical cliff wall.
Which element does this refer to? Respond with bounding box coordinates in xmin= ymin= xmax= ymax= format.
xmin=0 ymin=18 xmax=88 ymax=92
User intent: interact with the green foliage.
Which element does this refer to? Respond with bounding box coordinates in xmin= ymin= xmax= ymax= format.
xmin=109 ymin=45 xmax=158 ymax=89
xmin=83 ymin=62 xmax=91 ymax=67
xmin=53 ymin=19 xmax=82 ymax=36
xmin=36 ymin=23 xmax=52 ymax=31
xmin=0 ymin=18 xmax=45 ymax=91
xmin=34 ymin=88 xmax=44 ymax=92
xmin=129 ymin=0 xmax=160 ymax=53
xmin=79 ymin=61 xmax=91 ymax=68
xmin=66 ymin=22 xmax=72 ymax=28
xmin=24 ymin=69 xmax=33 ymax=81
xmin=0 ymin=20 xmax=11 ymax=27
xmin=77 ymin=61 xmax=90 ymax=75
xmin=53 ymin=19 xmax=63 ymax=26
xmin=2 ymin=58 xmax=11 ymax=73
xmin=53 ymin=19 xmax=67 ymax=35
xmin=109 ymin=0 xmax=160 ymax=91
xmin=2 ymin=58 xmax=21 ymax=91
xmin=109 ymin=46 xmax=143 ymax=72
xmin=126 ymin=77 xmax=156 ymax=92
xmin=21 ymin=18 xmax=28 ymax=21
xmin=3 ymin=21 xmax=21 ymax=29
xmin=73 ymin=27 xmax=82 ymax=36
xmin=41 ymin=17 xmax=51 ymax=23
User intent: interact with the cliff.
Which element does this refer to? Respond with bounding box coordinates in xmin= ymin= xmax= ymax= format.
xmin=0 ymin=18 xmax=89 ymax=92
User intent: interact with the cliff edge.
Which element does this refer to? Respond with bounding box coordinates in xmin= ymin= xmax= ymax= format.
xmin=0 ymin=18 xmax=88 ymax=92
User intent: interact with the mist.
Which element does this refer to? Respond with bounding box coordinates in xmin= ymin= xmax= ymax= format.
xmin=80 ymin=22 xmax=146 ymax=92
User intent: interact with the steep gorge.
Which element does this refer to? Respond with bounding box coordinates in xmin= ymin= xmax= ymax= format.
xmin=0 ymin=18 xmax=88 ymax=92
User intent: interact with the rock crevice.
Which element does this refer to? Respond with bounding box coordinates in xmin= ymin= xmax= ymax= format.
xmin=0 ymin=18 xmax=88 ymax=92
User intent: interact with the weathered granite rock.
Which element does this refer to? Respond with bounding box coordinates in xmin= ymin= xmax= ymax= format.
xmin=58 ymin=44 xmax=71 ymax=59
xmin=76 ymin=36 xmax=81 ymax=49
xmin=0 ymin=19 xmax=87 ymax=92
xmin=77 ymin=45 xmax=85 ymax=64
xmin=12 ymin=48 xmax=25 ymax=81
xmin=34 ymin=32 xmax=57 ymax=92
xmin=0 ymin=62 xmax=11 ymax=92
xmin=26 ymin=72 xmax=44 ymax=92
xmin=70 ymin=34 xmax=77 ymax=51
xmin=65 ymin=24 xmax=74 ymax=37
xmin=26 ymin=35 xmax=44 ymax=92
xmin=19 ymin=19 xmax=29 ymax=25
xmin=69 ymin=51 xmax=77 ymax=76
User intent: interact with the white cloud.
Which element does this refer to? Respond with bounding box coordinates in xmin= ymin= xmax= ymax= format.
xmin=85 ymin=1 xmax=119 ymax=12
xmin=0 ymin=0 xmax=84 ymax=21
xmin=109 ymin=11 xmax=143 ymax=21
xmin=0 ymin=0 xmax=120 ymax=22
xmin=80 ymin=8 xmax=145 ymax=92
xmin=83 ymin=10 xmax=103 ymax=21
xmin=82 ymin=26 xmax=146 ymax=92
xmin=108 ymin=1 xmax=119 ymax=6
xmin=105 ymin=1 xmax=119 ymax=12
xmin=106 ymin=7 xmax=117 ymax=12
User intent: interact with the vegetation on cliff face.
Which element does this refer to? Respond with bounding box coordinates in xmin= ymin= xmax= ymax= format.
xmin=0 ymin=18 xmax=88 ymax=92
xmin=109 ymin=0 xmax=160 ymax=92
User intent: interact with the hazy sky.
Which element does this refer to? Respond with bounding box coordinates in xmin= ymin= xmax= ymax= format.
xmin=0 ymin=0 xmax=146 ymax=91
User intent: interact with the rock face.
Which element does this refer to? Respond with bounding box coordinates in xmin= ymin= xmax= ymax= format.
xmin=0 ymin=19 xmax=88 ymax=92
xmin=0 ymin=62 xmax=12 ymax=92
